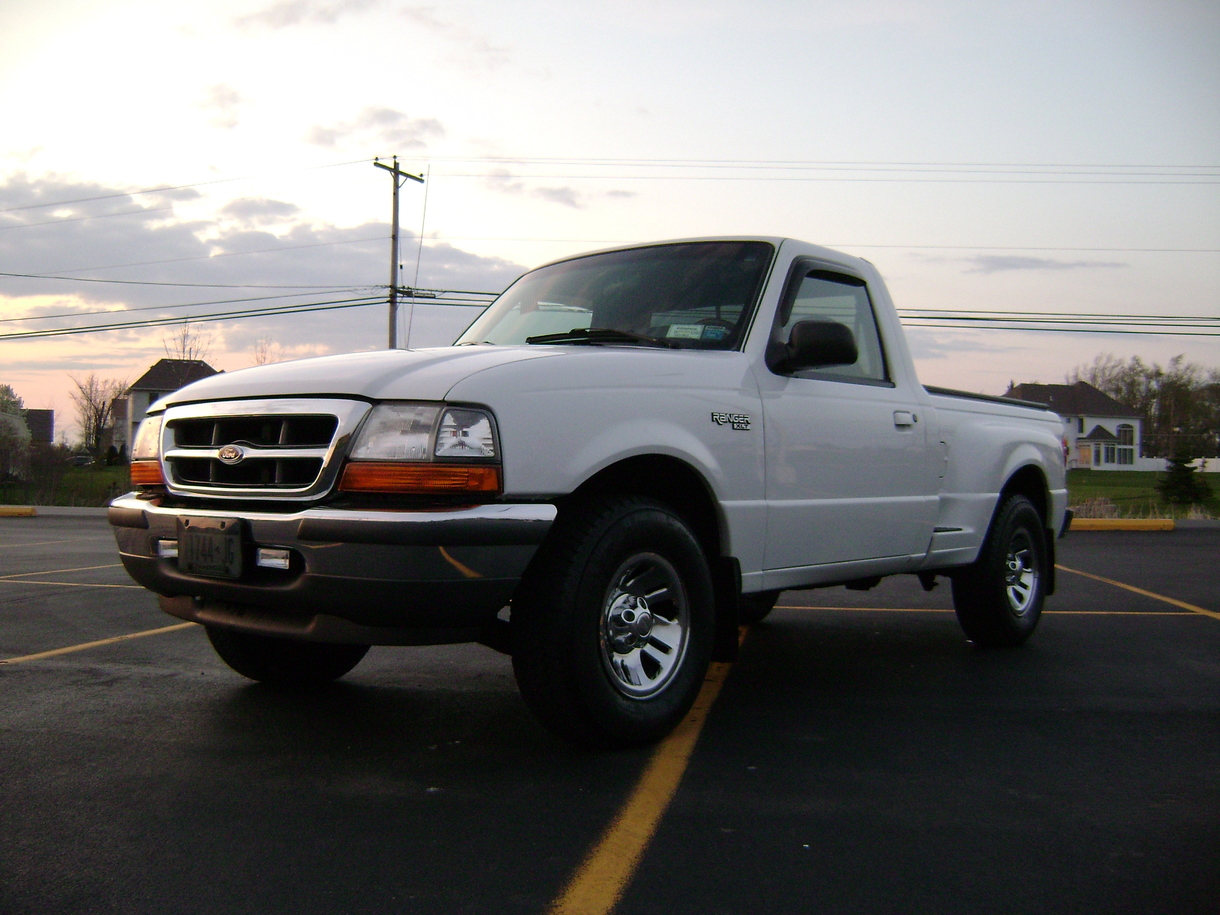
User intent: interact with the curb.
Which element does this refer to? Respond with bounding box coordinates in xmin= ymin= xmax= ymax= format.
xmin=1070 ymin=518 xmax=1175 ymax=531
xmin=0 ymin=506 xmax=37 ymax=517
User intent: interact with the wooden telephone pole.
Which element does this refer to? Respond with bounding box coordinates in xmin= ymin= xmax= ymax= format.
xmin=373 ymin=156 xmax=424 ymax=348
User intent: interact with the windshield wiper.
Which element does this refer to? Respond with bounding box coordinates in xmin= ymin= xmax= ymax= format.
xmin=525 ymin=327 xmax=676 ymax=348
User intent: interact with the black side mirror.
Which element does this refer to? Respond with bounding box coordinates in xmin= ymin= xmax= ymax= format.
xmin=767 ymin=320 xmax=858 ymax=374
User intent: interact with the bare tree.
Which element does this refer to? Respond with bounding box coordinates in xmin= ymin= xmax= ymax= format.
xmin=70 ymin=374 xmax=126 ymax=455
xmin=251 ymin=334 xmax=283 ymax=366
xmin=163 ymin=321 xmax=213 ymax=362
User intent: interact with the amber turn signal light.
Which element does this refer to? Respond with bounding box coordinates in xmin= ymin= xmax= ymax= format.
xmin=338 ymin=462 xmax=502 ymax=495
xmin=130 ymin=461 xmax=165 ymax=486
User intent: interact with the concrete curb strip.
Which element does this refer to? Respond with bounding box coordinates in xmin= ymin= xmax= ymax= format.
xmin=1070 ymin=518 xmax=1174 ymax=531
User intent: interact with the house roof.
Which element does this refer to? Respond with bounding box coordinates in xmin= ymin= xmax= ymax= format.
xmin=1003 ymin=381 xmax=1141 ymax=419
xmin=1078 ymin=425 xmax=1119 ymax=442
xmin=128 ymin=359 xmax=219 ymax=393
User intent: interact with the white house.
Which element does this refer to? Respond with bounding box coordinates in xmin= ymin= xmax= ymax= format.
xmin=1004 ymin=381 xmax=1142 ymax=470
xmin=113 ymin=359 xmax=220 ymax=453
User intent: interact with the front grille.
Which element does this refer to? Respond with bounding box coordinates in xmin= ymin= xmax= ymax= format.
xmin=172 ymin=415 xmax=338 ymax=450
xmin=159 ymin=399 xmax=368 ymax=499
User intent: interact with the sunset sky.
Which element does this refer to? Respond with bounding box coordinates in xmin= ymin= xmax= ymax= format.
xmin=2 ymin=0 xmax=1217 ymax=441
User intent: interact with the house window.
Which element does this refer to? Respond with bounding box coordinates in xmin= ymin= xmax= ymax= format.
xmin=1103 ymin=444 xmax=1117 ymax=464
xmin=1117 ymin=424 xmax=1134 ymax=465
xmin=1078 ymin=418 xmax=1085 ymax=434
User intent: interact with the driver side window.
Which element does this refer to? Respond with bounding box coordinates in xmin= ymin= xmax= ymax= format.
xmin=772 ymin=267 xmax=890 ymax=383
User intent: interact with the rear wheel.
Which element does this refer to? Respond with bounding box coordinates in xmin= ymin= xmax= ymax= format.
xmin=511 ymin=496 xmax=715 ymax=748
xmin=951 ymin=494 xmax=1047 ymax=648
xmin=205 ymin=626 xmax=369 ymax=686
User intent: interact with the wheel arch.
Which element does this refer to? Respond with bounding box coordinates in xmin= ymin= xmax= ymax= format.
xmin=539 ymin=454 xmax=741 ymax=662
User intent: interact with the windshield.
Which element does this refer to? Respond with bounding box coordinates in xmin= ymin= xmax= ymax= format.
xmin=456 ymin=241 xmax=774 ymax=349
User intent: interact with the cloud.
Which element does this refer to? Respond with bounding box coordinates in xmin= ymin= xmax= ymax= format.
xmin=219 ymin=197 xmax=302 ymax=226
xmin=532 ymin=187 xmax=583 ymax=209
xmin=235 ymin=0 xmax=378 ymax=29
xmin=481 ymin=169 xmax=585 ymax=209
xmin=306 ymin=107 xmax=444 ymax=150
xmin=962 ymin=255 xmax=1127 ymax=274
xmin=199 ymin=84 xmax=243 ymax=129
xmin=400 ymin=5 xmax=513 ymax=71
xmin=0 ymin=173 xmax=525 ymax=370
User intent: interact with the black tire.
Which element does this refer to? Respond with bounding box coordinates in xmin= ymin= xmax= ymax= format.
xmin=511 ymin=496 xmax=715 ymax=748
xmin=951 ymin=494 xmax=1048 ymax=648
xmin=738 ymin=591 xmax=780 ymax=625
xmin=205 ymin=626 xmax=369 ymax=686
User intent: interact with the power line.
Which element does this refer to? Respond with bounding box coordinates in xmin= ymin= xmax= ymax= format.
xmin=0 ymin=288 xmax=379 ymax=325
xmin=33 ymin=235 xmax=385 ymax=276
xmin=0 ymin=294 xmax=388 ymax=341
xmin=0 ymin=270 xmax=370 ymax=289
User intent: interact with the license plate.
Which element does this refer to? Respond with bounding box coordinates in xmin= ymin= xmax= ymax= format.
xmin=178 ymin=517 xmax=243 ymax=579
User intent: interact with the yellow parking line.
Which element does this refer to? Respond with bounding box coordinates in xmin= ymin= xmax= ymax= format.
xmin=1056 ymin=564 xmax=1219 ymax=620
xmin=548 ymin=639 xmax=743 ymax=915
xmin=775 ymin=605 xmax=1194 ymax=616
xmin=0 ymin=622 xmax=197 ymax=666
xmin=0 ymin=563 xmax=124 ymax=580
xmin=0 ymin=579 xmax=143 ymax=589
xmin=7 ymin=539 xmax=99 ymax=548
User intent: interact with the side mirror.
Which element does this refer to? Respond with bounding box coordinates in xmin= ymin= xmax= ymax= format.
xmin=767 ymin=320 xmax=858 ymax=374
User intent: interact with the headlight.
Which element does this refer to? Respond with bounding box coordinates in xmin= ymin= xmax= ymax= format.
xmin=340 ymin=403 xmax=501 ymax=495
xmin=129 ymin=415 xmax=165 ymax=487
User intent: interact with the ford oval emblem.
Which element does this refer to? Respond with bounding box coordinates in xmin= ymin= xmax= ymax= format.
xmin=217 ymin=444 xmax=245 ymax=465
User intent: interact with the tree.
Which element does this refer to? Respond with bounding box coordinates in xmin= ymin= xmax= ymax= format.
xmin=0 ymin=384 xmax=31 ymax=479
xmin=251 ymin=334 xmax=282 ymax=366
xmin=163 ymin=321 xmax=213 ymax=362
xmin=1070 ymin=354 xmax=1219 ymax=459
xmin=1157 ymin=454 xmax=1212 ymax=505
xmin=69 ymin=374 xmax=126 ymax=456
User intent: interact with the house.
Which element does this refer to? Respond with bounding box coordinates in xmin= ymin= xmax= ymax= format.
xmin=114 ymin=359 xmax=220 ymax=452
xmin=22 ymin=409 xmax=54 ymax=444
xmin=1004 ymin=381 xmax=1142 ymax=470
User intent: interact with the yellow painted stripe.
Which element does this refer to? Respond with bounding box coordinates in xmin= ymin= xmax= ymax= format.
xmin=1070 ymin=518 xmax=1174 ymax=531
xmin=0 ymin=506 xmax=37 ymax=517
xmin=0 ymin=562 xmax=124 ymax=580
xmin=775 ymin=605 xmax=1194 ymax=616
xmin=0 ymin=579 xmax=143 ymax=589
xmin=0 ymin=622 xmax=197 ymax=666
xmin=548 ymin=646 xmax=741 ymax=915
xmin=1056 ymin=564 xmax=1219 ymax=620
xmin=6 ymin=539 xmax=98 ymax=548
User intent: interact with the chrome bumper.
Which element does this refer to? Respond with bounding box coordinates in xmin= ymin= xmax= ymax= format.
xmin=108 ymin=493 xmax=556 ymax=644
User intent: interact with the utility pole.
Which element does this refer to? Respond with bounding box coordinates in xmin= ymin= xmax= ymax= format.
xmin=373 ymin=156 xmax=424 ymax=348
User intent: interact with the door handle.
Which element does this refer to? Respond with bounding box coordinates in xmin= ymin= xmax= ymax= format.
xmin=893 ymin=411 xmax=916 ymax=427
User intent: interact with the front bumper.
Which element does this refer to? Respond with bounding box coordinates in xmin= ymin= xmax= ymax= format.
xmin=109 ymin=493 xmax=555 ymax=645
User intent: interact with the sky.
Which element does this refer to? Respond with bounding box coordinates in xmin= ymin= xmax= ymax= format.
xmin=1 ymin=0 xmax=1217 ymax=441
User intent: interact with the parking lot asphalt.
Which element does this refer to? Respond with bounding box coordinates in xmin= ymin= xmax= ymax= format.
xmin=1 ymin=514 xmax=1216 ymax=915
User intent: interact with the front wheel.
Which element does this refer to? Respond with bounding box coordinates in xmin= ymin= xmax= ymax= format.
xmin=511 ymin=496 xmax=715 ymax=748
xmin=951 ymin=494 xmax=1048 ymax=648
xmin=205 ymin=626 xmax=369 ymax=686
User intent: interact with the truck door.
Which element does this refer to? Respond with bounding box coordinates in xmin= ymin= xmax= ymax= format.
xmin=758 ymin=263 xmax=937 ymax=569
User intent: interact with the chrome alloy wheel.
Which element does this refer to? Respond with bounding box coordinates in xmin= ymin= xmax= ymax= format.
xmin=599 ymin=552 xmax=690 ymax=699
xmin=1004 ymin=531 xmax=1040 ymax=617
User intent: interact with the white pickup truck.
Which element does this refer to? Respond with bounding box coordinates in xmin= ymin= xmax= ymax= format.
xmin=110 ymin=238 xmax=1070 ymax=747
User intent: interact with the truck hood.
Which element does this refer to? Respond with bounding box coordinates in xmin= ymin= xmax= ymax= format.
xmin=154 ymin=346 xmax=561 ymax=408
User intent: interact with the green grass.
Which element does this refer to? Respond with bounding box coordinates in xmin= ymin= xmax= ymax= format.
xmin=1067 ymin=469 xmax=1217 ymax=519
xmin=0 ymin=465 xmax=131 ymax=507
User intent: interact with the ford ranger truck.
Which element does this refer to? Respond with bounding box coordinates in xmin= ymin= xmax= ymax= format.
xmin=110 ymin=238 xmax=1070 ymax=747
